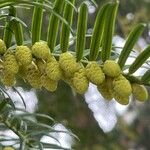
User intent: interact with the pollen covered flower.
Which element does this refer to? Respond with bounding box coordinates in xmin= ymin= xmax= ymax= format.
xmin=32 ymin=41 xmax=51 ymax=60
xmin=132 ymin=83 xmax=148 ymax=102
xmin=2 ymin=71 xmax=16 ymax=86
xmin=26 ymin=62 xmax=42 ymax=89
xmin=97 ymin=77 xmax=114 ymax=100
xmin=0 ymin=39 xmax=6 ymax=54
xmin=59 ymin=52 xmax=78 ymax=77
xmin=72 ymin=66 xmax=89 ymax=94
xmin=3 ymin=52 xmax=19 ymax=74
xmin=113 ymin=77 xmax=132 ymax=97
xmin=15 ymin=46 xmax=32 ymax=65
xmin=86 ymin=61 xmax=105 ymax=85
xmin=103 ymin=60 xmax=121 ymax=77
xmin=41 ymin=74 xmax=58 ymax=92
xmin=46 ymin=57 xmax=62 ymax=81
xmin=114 ymin=93 xmax=129 ymax=105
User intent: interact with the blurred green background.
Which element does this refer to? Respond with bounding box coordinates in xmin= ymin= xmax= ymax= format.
xmin=1 ymin=0 xmax=150 ymax=150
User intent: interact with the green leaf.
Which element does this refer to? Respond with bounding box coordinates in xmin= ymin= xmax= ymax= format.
xmin=101 ymin=2 xmax=119 ymax=62
xmin=31 ymin=0 xmax=44 ymax=44
xmin=47 ymin=0 xmax=65 ymax=52
xmin=60 ymin=0 xmax=75 ymax=53
xmin=12 ymin=18 xmax=24 ymax=46
xmin=90 ymin=0 xmax=98 ymax=8
xmin=0 ymin=1 xmax=74 ymax=41
xmin=118 ymin=23 xmax=145 ymax=69
xmin=76 ymin=2 xmax=88 ymax=61
xmin=129 ymin=45 xmax=150 ymax=74
xmin=142 ymin=69 xmax=150 ymax=83
xmin=89 ymin=2 xmax=111 ymax=61
xmin=3 ymin=6 xmax=16 ymax=48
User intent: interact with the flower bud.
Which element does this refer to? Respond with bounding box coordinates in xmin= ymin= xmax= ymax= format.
xmin=32 ymin=41 xmax=51 ymax=60
xmin=132 ymin=84 xmax=148 ymax=102
xmin=114 ymin=93 xmax=129 ymax=105
xmin=97 ymin=77 xmax=114 ymax=100
xmin=59 ymin=52 xmax=78 ymax=77
xmin=0 ymin=39 xmax=6 ymax=54
xmin=2 ymin=71 xmax=16 ymax=86
xmin=41 ymin=74 xmax=58 ymax=92
xmin=15 ymin=46 xmax=32 ymax=65
xmin=26 ymin=62 xmax=42 ymax=89
xmin=3 ymin=52 xmax=19 ymax=74
xmin=72 ymin=67 xmax=89 ymax=94
xmin=86 ymin=61 xmax=105 ymax=85
xmin=46 ymin=57 xmax=62 ymax=81
xmin=113 ymin=78 xmax=132 ymax=97
xmin=103 ymin=60 xmax=121 ymax=77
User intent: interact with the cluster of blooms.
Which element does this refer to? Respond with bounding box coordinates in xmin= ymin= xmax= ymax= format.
xmin=0 ymin=39 xmax=148 ymax=105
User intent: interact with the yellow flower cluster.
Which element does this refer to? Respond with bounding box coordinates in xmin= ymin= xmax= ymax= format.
xmin=0 ymin=40 xmax=148 ymax=105
xmin=97 ymin=61 xmax=148 ymax=105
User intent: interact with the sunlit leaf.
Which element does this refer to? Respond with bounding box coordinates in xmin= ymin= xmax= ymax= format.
xmin=118 ymin=23 xmax=145 ymax=69
xmin=129 ymin=45 xmax=150 ymax=74
xmin=76 ymin=2 xmax=88 ymax=61
xmin=31 ymin=0 xmax=44 ymax=44
xmin=89 ymin=2 xmax=111 ymax=60
xmin=47 ymin=0 xmax=65 ymax=52
xmin=101 ymin=2 xmax=119 ymax=62
xmin=60 ymin=0 xmax=75 ymax=52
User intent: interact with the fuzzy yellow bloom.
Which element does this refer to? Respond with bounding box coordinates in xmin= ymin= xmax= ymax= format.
xmin=15 ymin=46 xmax=32 ymax=65
xmin=114 ymin=93 xmax=129 ymax=105
xmin=72 ymin=67 xmax=89 ymax=94
xmin=0 ymin=39 xmax=6 ymax=54
xmin=3 ymin=53 xmax=19 ymax=74
xmin=61 ymin=70 xmax=73 ymax=86
xmin=97 ymin=77 xmax=114 ymax=100
xmin=132 ymin=84 xmax=148 ymax=102
xmin=59 ymin=52 xmax=78 ymax=77
xmin=103 ymin=60 xmax=121 ymax=77
xmin=35 ymin=59 xmax=46 ymax=73
xmin=113 ymin=78 xmax=132 ymax=97
xmin=18 ymin=63 xmax=27 ymax=78
xmin=3 ymin=147 xmax=15 ymax=150
xmin=46 ymin=57 xmax=62 ymax=81
xmin=32 ymin=41 xmax=51 ymax=60
xmin=86 ymin=61 xmax=105 ymax=85
xmin=2 ymin=71 xmax=16 ymax=86
xmin=26 ymin=63 xmax=42 ymax=89
xmin=41 ymin=74 xmax=58 ymax=92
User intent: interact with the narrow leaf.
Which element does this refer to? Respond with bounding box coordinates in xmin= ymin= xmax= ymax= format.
xmin=89 ymin=3 xmax=111 ymax=60
xmin=118 ymin=23 xmax=145 ymax=69
xmin=47 ymin=0 xmax=65 ymax=52
xmin=12 ymin=18 xmax=24 ymax=46
xmin=129 ymin=45 xmax=150 ymax=74
xmin=31 ymin=0 xmax=44 ymax=44
xmin=142 ymin=69 xmax=150 ymax=83
xmin=76 ymin=2 xmax=88 ymax=61
xmin=3 ymin=6 xmax=16 ymax=48
xmin=60 ymin=0 xmax=75 ymax=52
xmin=101 ymin=2 xmax=119 ymax=62
xmin=0 ymin=1 xmax=74 ymax=37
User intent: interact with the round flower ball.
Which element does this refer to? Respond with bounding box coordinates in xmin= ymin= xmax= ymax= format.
xmin=103 ymin=60 xmax=121 ymax=77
